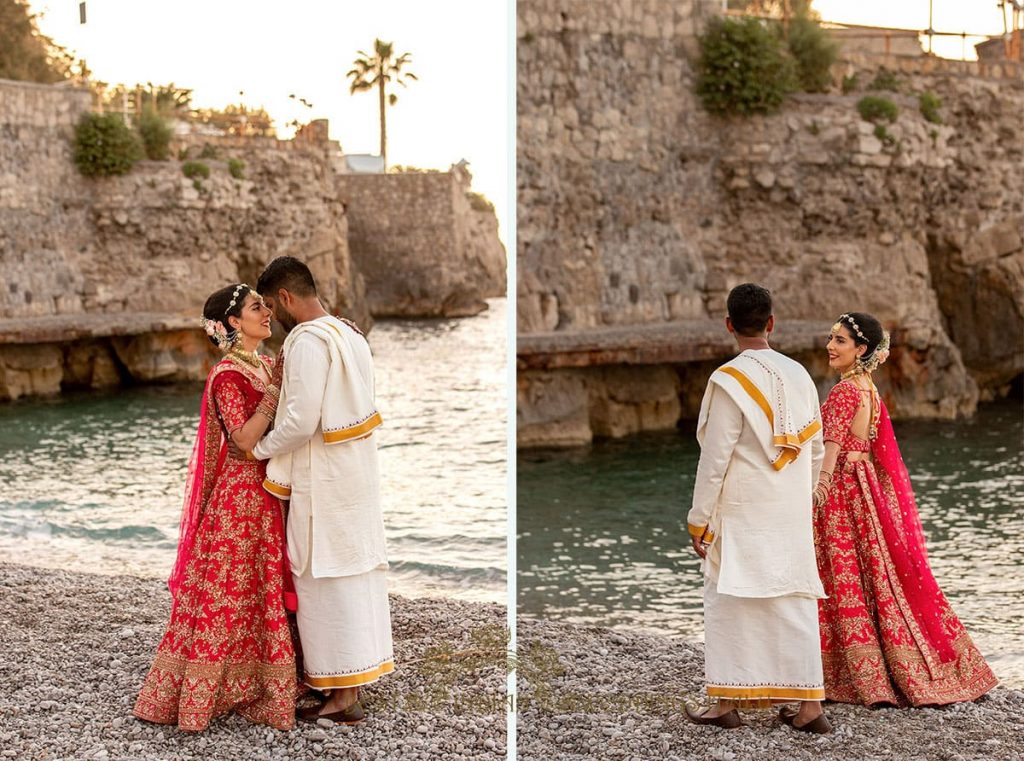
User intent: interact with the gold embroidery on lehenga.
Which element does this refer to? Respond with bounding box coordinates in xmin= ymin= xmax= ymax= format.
xmin=133 ymin=358 xmax=297 ymax=731
xmin=814 ymin=382 xmax=997 ymax=706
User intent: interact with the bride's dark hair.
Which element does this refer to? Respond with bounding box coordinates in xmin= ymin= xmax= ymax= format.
xmin=202 ymin=283 xmax=248 ymax=348
xmin=837 ymin=312 xmax=884 ymax=356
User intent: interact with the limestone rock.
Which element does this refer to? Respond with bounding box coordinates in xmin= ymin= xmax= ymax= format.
xmin=517 ymin=370 xmax=593 ymax=447
xmin=111 ymin=331 xmax=217 ymax=383
xmin=0 ymin=345 xmax=63 ymax=400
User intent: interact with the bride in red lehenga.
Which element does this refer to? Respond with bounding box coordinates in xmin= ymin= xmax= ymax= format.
xmin=813 ymin=312 xmax=997 ymax=706
xmin=133 ymin=283 xmax=298 ymax=731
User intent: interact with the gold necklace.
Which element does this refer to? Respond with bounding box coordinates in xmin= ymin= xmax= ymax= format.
xmin=841 ymin=365 xmax=866 ymax=381
xmin=229 ymin=346 xmax=262 ymax=370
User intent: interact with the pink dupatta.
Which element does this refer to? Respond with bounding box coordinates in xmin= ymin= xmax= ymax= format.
xmin=869 ymin=399 xmax=957 ymax=663
xmin=167 ymin=367 xmax=227 ymax=599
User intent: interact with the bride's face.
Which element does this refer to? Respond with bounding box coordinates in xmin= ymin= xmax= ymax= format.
xmin=228 ymin=292 xmax=272 ymax=342
xmin=826 ymin=324 xmax=866 ymax=373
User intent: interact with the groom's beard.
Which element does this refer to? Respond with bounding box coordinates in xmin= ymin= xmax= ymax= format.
xmin=276 ymin=307 xmax=298 ymax=333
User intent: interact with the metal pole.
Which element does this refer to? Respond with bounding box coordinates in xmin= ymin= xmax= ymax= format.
xmin=928 ymin=0 xmax=934 ymax=53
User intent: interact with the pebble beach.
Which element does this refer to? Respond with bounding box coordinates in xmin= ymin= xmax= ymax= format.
xmin=0 ymin=563 xmax=507 ymax=761
xmin=517 ymin=616 xmax=1024 ymax=761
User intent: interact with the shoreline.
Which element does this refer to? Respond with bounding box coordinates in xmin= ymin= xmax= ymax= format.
xmin=0 ymin=562 xmax=506 ymax=760
xmin=517 ymin=616 xmax=1024 ymax=761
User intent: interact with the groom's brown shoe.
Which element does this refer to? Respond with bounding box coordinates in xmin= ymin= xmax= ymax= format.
xmin=317 ymin=701 xmax=366 ymax=726
xmin=684 ymin=704 xmax=742 ymax=729
xmin=779 ymin=705 xmax=832 ymax=734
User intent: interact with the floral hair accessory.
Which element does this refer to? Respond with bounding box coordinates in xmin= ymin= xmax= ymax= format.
xmin=200 ymin=316 xmax=235 ymax=351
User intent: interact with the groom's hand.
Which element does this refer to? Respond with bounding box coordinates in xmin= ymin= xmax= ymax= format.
xmin=691 ymin=534 xmax=707 ymax=559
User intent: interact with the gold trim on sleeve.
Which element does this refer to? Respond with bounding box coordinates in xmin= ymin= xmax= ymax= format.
xmin=262 ymin=478 xmax=292 ymax=499
xmin=323 ymin=411 xmax=383 ymax=444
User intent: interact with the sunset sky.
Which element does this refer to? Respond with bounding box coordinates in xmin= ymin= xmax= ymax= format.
xmin=812 ymin=0 xmax=1010 ymax=60
xmin=27 ymin=0 xmax=511 ymax=244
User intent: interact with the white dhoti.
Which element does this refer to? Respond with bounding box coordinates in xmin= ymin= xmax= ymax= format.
xmin=294 ymin=564 xmax=395 ymax=689
xmin=252 ymin=315 xmax=396 ymax=692
xmin=688 ymin=349 xmax=828 ymax=708
xmin=704 ymin=578 xmax=824 ymax=705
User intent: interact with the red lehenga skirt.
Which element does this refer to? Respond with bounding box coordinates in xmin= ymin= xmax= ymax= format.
xmin=814 ymin=448 xmax=998 ymax=706
xmin=133 ymin=455 xmax=297 ymax=731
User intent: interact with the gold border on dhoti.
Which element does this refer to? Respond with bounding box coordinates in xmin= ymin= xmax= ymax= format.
xmin=304 ymin=660 xmax=395 ymax=689
xmin=323 ymin=411 xmax=383 ymax=444
xmin=716 ymin=367 xmax=821 ymax=471
xmin=262 ymin=478 xmax=292 ymax=499
xmin=707 ymin=684 xmax=825 ymax=701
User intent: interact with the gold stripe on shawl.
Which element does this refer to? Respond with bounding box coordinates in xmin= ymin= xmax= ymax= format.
xmin=716 ymin=367 xmax=820 ymax=471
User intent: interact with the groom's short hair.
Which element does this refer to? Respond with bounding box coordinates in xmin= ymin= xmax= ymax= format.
xmin=257 ymin=256 xmax=317 ymax=297
xmin=727 ymin=283 xmax=773 ymax=336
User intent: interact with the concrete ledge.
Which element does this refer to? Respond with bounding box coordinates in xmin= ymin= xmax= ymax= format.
xmin=0 ymin=312 xmax=198 ymax=345
xmin=517 ymin=319 xmax=828 ymax=370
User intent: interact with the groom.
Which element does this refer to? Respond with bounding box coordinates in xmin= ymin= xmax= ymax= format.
xmin=249 ymin=256 xmax=394 ymax=724
xmin=684 ymin=283 xmax=831 ymax=733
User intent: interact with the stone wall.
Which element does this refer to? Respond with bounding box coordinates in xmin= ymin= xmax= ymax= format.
xmin=517 ymin=1 xmax=1024 ymax=445
xmin=339 ymin=167 xmax=507 ymax=317
xmin=0 ymin=77 xmax=368 ymax=400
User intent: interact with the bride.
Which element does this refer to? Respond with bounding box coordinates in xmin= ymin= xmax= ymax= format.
xmin=812 ymin=311 xmax=998 ymax=706
xmin=133 ymin=283 xmax=298 ymax=731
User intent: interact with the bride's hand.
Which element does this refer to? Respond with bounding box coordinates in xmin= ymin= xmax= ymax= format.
xmin=271 ymin=348 xmax=285 ymax=388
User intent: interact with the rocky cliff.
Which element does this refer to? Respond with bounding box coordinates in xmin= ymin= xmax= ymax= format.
xmin=517 ymin=0 xmax=1024 ymax=446
xmin=339 ymin=167 xmax=507 ymax=317
xmin=0 ymin=77 xmax=506 ymax=401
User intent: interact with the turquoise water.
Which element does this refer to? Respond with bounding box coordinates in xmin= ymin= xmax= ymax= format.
xmin=0 ymin=299 xmax=507 ymax=603
xmin=518 ymin=399 xmax=1024 ymax=688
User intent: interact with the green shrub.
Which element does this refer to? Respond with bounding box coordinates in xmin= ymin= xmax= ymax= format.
xmin=868 ymin=68 xmax=901 ymax=92
xmin=135 ymin=107 xmax=172 ymax=160
xmin=784 ymin=15 xmax=837 ymax=93
xmin=873 ymin=123 xmax=896 ymax=146
xmin=227 ymin=158 xmax=245 ymax=179
xmin=841 ymin=73 xmax=859 ymax=94
xmin=857 ymin=95 xmax=898 ymax=123
xmin=178 ymin=146 xmax=190 ymax=160
xmin=182 ymin=161 xmax=210 ymax=180
xmin=807 ymin=120 xmax=820 ymax=135
xmin=199 ymin=143 xmax=219 ymax=159
xmin=192 ymin=178 xmax=204 ymax=192
xmin=466 ymin=191 xmax=495 ymax=213
xmin=919 ymin=91 xmax=943 ymax=124
xmin=696 ymin=17 xmax=795 ymax=116
xmin=73 ymin=113 xmax=144 ymax=177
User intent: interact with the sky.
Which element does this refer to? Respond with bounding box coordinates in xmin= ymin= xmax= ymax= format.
xmin=28 ymin=0 xmax=511 ymax=245
xmin=812 ymin=0 xmax=1012 ymax=60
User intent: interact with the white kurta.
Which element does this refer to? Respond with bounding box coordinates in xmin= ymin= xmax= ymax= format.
xmin=687 ymin=348 xmax=825 ymax=704
xmin=253 ymin=315 xmax=393 ymax=687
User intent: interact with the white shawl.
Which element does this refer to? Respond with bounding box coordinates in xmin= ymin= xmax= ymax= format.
xmin=264 ymin=318 xmax=382 ymax=499
xmin=697 ymin=349 xmax=820 ymax=472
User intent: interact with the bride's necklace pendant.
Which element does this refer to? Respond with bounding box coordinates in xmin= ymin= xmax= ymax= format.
xmin=229 ymin=346 xmax=262 ymax=369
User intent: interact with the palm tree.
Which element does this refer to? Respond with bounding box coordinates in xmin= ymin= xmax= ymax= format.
xmin=346 ymin=39 xmax=417 ymax=169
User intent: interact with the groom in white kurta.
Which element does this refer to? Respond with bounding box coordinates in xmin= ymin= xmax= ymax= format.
xmin=685 ymin=283 xmax=830 ymax=732
xmin=252 ymin=256 xmax=393 ymax=721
